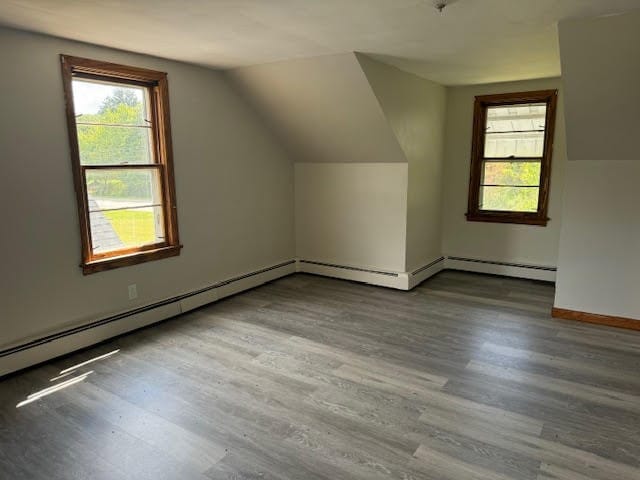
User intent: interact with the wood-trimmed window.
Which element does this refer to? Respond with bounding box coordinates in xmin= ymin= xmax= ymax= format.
xmin=466 ymin=90 xmax=558 ymax=226
xmin=61 ymin=55 xmax=181 ymax=274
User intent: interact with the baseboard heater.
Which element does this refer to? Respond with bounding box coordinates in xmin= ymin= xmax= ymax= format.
xmin=446 ymin=256 xmax=556 ymax=282
xmin=298 ymin=257 xmax=446 ymax=291
xmin=412 ymin=257 xmax=446 ymax=276
xmin=298 ymin=259 xmax=399 ymax=277
xmin=0 ymin=260 xmax=296 ymax=362
xmin=447 ymin=256 xmax=556 ymax=272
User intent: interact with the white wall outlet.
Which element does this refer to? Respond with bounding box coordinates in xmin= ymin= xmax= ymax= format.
xmin=128 ymin=284 xmax=138 ymax=300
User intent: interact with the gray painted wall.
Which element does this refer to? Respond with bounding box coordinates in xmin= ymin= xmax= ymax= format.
xmin=231 ymin=53 xmax=415 ymax=274
xmin=0 ymin=27 xmax=295 ymax=350
xmin=555 ymin=161 xmax=640 ymax=318
xmin=357 ymin=55 xmax=446 ymax=272
xmin=554 ymin=10 xmax=640 ymax=320
xmin=441 ymin=77 xmax=567 ymax=269
xmin=295 ymin=163 xmax=408 ymax=272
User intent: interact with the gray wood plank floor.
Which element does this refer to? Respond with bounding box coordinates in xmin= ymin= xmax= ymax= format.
xmin=1 ymin=271 xmax=639 ymax=479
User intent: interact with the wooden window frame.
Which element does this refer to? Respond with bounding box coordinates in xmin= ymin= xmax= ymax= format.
xmin=466 ymin=89 xmax=558 ymax=226
xmin=61 ymin=55 xmax=181 ymax=274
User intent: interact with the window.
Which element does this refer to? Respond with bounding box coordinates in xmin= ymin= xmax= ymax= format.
xmin=466 ymin=90 xmax=558 ymax=225
xmin=61 ymin=55 xmax=180 ymax=274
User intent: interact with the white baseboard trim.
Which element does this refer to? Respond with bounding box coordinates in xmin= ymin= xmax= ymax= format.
xmin=297 ymin=257 xmax=446 ymax=291
xmin=0 ymin=260 xmax=296 ymax=377
xmin=445 ymin=256 xmax=556 ymax=282
xmin=297 ymin=259 xmax=408 ymax=289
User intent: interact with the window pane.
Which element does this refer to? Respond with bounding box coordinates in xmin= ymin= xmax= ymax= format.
xmin=486 ymin=103 xmax=546 ymax=132
xmin=85 ymin=168 xmax=163 ymax=206
xmin=480 ymin=186 xmax=539 ymax=212
xmin=72 ymin=79 xmax=149 ymax=126
xmin=484 ymin=133 xmax=544 ymax=158
xmin=90 ymin=206 xmax=164 ymax=254
xmin=77 ymin=124 xmax=153 ymax=165
xmin=485 ymin=102 xmax=546 ymax=158
xmin=85 ymin=168 xmax=165 ymax=253
xmin=482 ymin=161 xmax=541 ymax=187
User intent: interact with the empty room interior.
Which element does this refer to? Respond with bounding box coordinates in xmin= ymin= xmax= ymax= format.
xmin=2 ymin=1 xmax=640 ymax=479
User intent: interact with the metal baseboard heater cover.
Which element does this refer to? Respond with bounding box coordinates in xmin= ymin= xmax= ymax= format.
xmin=298 ymin=260 xmax=399 ymax=277
xmin=447 ymin=256 xmax=557 ymax=272
xmin=412 ymin=257 xmax=446 ymax=275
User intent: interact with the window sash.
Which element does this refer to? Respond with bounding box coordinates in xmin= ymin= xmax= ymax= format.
xmin=61 ymin=55 xmax=180 ymax=274
xmin=81 ymin=164 xmax=169 ymax=258
xmin=466 ymin=90 xmax=558 ymax=226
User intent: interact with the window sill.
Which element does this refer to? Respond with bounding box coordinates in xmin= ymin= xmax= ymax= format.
xmin=466 ymin=211 xmax=549 ymax=226
xmin=82 ymin=245 xmax=182 ymax=275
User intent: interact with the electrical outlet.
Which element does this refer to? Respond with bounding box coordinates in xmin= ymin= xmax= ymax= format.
xmin=128 ymin=284 xmax=138 ymax=300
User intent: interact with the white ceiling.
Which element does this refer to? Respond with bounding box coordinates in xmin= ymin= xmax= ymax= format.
xmin=1 ymin=0 xmax=639 ymax=85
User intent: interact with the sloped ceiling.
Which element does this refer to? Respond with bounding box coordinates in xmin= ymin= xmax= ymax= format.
xmin=1 ymin=1 xmax=640 ymax=85
xmin=228 ymin=53 xmax=407 ymax=164
xmin=356 ymin=53 xmax=445 ymax=167
xmin=559 ymin=10 xmax=640 ymax=161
